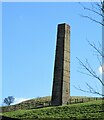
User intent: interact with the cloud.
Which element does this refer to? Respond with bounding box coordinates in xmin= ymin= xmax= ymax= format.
xmin=12 ymin=98 xmax=30 ymax=105
xmin=99 ymin=66 xmax=102 ymax=74
xmin=98 ymin=64 xmax=104 ymax=75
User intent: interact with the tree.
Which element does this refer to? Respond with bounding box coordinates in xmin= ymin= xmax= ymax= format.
xmin=76 ymin=1 xmax=104 ymax=97
xmin=3 ymin=96 xmax=15 ymax=106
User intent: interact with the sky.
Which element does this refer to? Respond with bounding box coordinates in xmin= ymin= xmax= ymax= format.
xmin=1 ymin=0 xmax=101 ymax=2
xmin=1 ymin=2 xmax=102 ymax=105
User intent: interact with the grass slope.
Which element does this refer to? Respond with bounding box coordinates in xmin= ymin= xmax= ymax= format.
xmin=2 ymin=100 xmax=104 ymax=119
xmin=2 ymin=96 xmax=97 ymax=112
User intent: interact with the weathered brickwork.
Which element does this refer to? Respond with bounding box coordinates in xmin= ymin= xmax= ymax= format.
xmin=51 ymin=23 xmax=70 ymax=106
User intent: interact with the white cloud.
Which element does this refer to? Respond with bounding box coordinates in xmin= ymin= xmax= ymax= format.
xmin=98 ymin=64 xmax=104 ymax=75
xmin=12 ymin=98 xmax=30 ymax=105
xmin=99 ymin=66 xmax=102 ymax=74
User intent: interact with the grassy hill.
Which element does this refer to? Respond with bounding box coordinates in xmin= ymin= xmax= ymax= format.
xmin=1 ymin=96 xmax=100 ymax=112
xmin=1 ymin=98 xmax=104 ymax=119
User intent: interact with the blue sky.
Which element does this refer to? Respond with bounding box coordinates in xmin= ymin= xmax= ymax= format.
xmin=0 ymin=2 xmax=2 ymax=105
xmin=1 ymin=2 xmax=102 ymax=105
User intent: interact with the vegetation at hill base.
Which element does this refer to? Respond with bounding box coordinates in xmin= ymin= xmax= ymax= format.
xmin=1 ymin=96 xmax=101 ymax=112
xmin=1 ymin=99 xmax=104 ymax=120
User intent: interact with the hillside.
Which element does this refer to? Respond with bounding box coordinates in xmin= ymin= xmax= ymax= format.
xmin=1 ymin=96 xmax=100 ymax=113
xmin=1 ymin=99 xmax=104 ymax=119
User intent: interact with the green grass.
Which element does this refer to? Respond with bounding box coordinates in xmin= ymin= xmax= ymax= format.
xmin=2 ymin=96 xmax=95 ymax=112
xmin=1 ymin=96 xmax=51 ymax=112
xmin=0 ymin=113 xmax=2 ymax=116
xmin=2 ymin=100 xmax=104 ymax=119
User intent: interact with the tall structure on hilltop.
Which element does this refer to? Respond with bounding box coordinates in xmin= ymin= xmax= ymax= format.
xmin=51 ymin=23 xmax=70 ymax=106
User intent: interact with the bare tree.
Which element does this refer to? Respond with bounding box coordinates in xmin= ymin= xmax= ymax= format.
xmin=76 ymin=1 xmax=104 ymax=97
